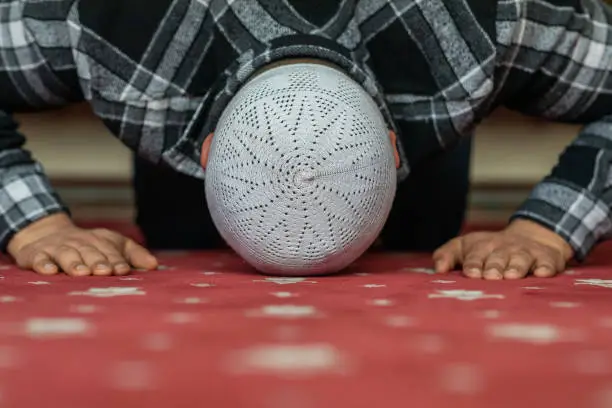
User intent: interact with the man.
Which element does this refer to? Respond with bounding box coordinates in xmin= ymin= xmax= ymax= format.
xmin=0 ymin=0 xmax=609 ymax=279
xmin=132 ymin=127 xmax=472 ymax=263
xmin=133 ymin=58 xmax=474 ymax=275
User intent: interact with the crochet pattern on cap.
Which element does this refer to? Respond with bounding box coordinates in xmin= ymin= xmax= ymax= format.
xmin=205 ymin=63 xmax=397 ymax=275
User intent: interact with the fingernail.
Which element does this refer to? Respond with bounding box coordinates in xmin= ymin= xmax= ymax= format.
xmin=95 ymin=263 xmax=110 ymax=271
xmin=74 ymin=265 xmax=89 ymax=275
xmin=435 ymin=260 xmax=446 ymax=272
xmin=534 ymin=267 xmax=553 ymax=277
xmin=43 ymin=263 xmax=56 ymax=272
xmin=115 ymin=263 xmax=129 ymax=271
xmin=467 ymin=268 xmax=481 ymax=277
xmin=504 ymin=269 xmax=520 ymax=279
xmin=485 ymin=269 xmax=502 ymax=280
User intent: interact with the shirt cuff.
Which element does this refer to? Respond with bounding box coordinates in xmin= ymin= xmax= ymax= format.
xmin=509 ymin=180 xmax=612 ymax=261
xmin=0 ymin=172 xmax=70 ymax=253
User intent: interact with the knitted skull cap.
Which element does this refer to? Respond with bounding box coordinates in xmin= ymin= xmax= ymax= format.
xmin=205 ymin=62 xmax=397 ymax=275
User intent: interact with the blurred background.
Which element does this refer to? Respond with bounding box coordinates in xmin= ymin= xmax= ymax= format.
xmin=14 ymin=105 xmax=577 ymax=229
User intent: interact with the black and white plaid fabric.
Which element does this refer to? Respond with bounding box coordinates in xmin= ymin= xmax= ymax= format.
xmin=0 ymin=0 xmax=611 ymax=259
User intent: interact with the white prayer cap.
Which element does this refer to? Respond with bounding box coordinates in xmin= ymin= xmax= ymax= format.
xmin=205 ymin=62 xmax=397 ymax=275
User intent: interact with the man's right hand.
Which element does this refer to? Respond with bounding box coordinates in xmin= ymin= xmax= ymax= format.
xmin=7 ymin=213 xmax=158 ymax=276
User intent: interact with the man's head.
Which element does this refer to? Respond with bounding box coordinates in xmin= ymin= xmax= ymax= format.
xmin=201 ymin=60 xmax=398 ymax=276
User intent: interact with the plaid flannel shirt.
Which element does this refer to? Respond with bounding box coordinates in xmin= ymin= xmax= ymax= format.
xmin=0 ymin=0 xmax=611 ymax=259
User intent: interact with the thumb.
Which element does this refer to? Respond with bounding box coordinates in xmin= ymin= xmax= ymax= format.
xmin=123 ymin=239 xmax=158 ymax=270
xmin=432 ymin=238 xmax=463 ymax=274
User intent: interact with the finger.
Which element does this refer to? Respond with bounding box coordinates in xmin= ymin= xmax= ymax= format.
xmin=76 ymin=245 xmax=113 ymax=276
xmin=31 ymin=252 xmax=59 ymax=275
xmin=483 ymin=250 xmax=509 ymax=280
xmin=93 ymin=229 xmax=156 ymax=272
xmin=433 ymin=238 xmax=462 ymax=274
xmin=504 ymin=251 xmax=534 ymax=279
xmin=462 ymin=250 xmax=490 ymax=279
xmin=123 ymin=239 xmax=158 ymax=270
xmin=87 ymin=238 xmax=131 ymax=275
xmin=532 ymin=251 xmax=560 ymax=278
xmin=52 ymin=245 xmax=90 ymax=276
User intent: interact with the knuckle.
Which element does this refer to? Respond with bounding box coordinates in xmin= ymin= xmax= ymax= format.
xmin=101 ymin=240 xmax=123 ymax=254
xmin=485 ymin=255 xmax=505 ymax=264
xmin=483 ymin=241 xmax=501 ymax=253
xmin=94 ymin=229 xmax=125 ymax=245
xmin=470 ymin=232 xmax=493 ymax=241
xmin=548 ymin=247 xmax=565 ymax=261
xmin=78 ymin=233 xmax=99 ymax=244
xmin=484 ymin=261 xmax=505 ymax=271
xmin=488 ymin=239 xmax=510 ymax=252
xmin=464 ymin=257 xmax=483 ymax=267
xmin=488 ymin=248 xmax=508 ymax=258
xmin=508 ymin=258 xmax=530 ymax=268
xmin=503 ymin=244 xmax=523 ymax=254
xmin=111 ymin=261 xmax=129 ymax=268
xmin=463 ymin=255 xmax=480 ymax=263
xmin=56 ymin=244 xmax=76 ymax=254
xmin=77 ymin=244 xmax=100 ymax=253
xmin=465 ymin=249 xmax=487 ymax=260
xmin=463 ymin=259 xmax=483 ymax=268
xmin=527 ymin=245 xmax=545 ymax=256
xmin=465 ymin=238 xmax=489 ymax=250
xmin=531 ymin=246 xmax=555 ymax=259
xmin=105 ymin=253 xmax=125 ymax=263
xmin=62 ymin=239 xmax=86 ymax=249
xmin=511 ymin=247 xmax=531 ymax=256
xmin=484 ymin=260 xmax=506 ymax=269
xmin=87 ymin=237 xmax=115 ymax=252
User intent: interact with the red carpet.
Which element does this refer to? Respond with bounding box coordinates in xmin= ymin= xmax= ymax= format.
xmin=0 ymin=223 xmax=611 ymax=408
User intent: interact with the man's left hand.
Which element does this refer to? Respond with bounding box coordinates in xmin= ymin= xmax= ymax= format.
xmin=433 ymin=219 xmax=574 ymax=280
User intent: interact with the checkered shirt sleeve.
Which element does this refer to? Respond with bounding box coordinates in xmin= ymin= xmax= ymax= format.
xmin=0 ymin=0 xmax=74 ymax=250
xmin=497 ymin=0 xmax=612 ymax=260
